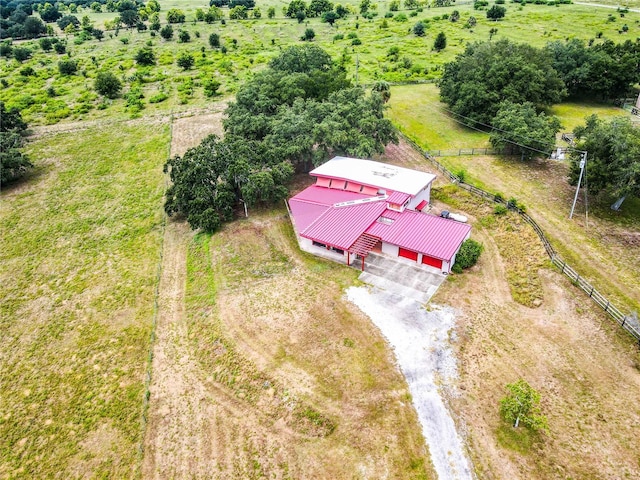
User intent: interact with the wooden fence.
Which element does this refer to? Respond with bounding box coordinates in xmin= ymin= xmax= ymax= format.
xmin=402 ymin=135 xmax=640 ymax=343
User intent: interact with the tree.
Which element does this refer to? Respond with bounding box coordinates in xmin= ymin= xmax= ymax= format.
xmin=209 ymin=33 xmax=220 ymax=48
xmin=413 ymin=21 xmax=426 ymax=37
xmin=23 ymin=17 xmax=47 ymax=38
xmin=166 ymin=45 xmax=398 ymax=232
xmin=177 ymin=52 xmax=194 ymax=70
xmin=0 ymin=101 xmax=28 ymax=133
xmin=405 ymin=0 xmax=419 ymax=9
xmin=439 ymin=39 xmax=565 ymax=125
xmin=308 ymin=0 xmax=333 ymax=17
xmin=389 ymin=0 xmax=399 ymax=11
xmin=466 ymin=16 xmax=477 ymax=29
xmin=160 ymin=24 xmax=174 ymax=40
xmin=57 ymin=15 xmax=79 ymax=31
xmin=450 ymin=10 xmax=460 ymax=22
xmin=39 ymin=37 xmax=53 ymax=51
xmin=40 ymin=3 xmax=62 ymax=23
xmin=500 ymin=379 xmax=548 ymax=432
xmin=0 ymin=103 xmax=31 ymax=186
xmin=205 ymin=6 xmax=224 ymax=22
xmin=486 ymin=5 xmax=506 ymax=21
xmin=569 ymin=115 xmax=640 ymax=202
xmin=322 ymin=11 xmax=339 ymax=25
xmin=359 ymin=0 xmax=371 ymax=15
xmin=286 ymin=0 xmax=308 ymax=18
xmin=94 ymin=71 xmax=122 ymax=98
xmin=91 ymin=2 xmax=102 ymax=12
xmin=433 ymin=31 xmax=446 ymax=51
xmin=253 ymin=7 xmax=261 ymax=18
xmin=267 ymin=7 xmax=276 ymax=18
xmin=0 ymin=132 xmax=33 ymax=186
xmin=135 ymin=47 xmax=155 ymax=65
xmin=489 ymin=27 xmax=498 ymax=40
xmin=372 ymin=81 xmax=391 ymax=103
xmin=178 ymin=30 xmax=190 ymax=42
xmin=301 ymin=28 xmax=315 ymax=41
xmin=12 ymin=47 xmax=31 ymax=62
xmin=489 ymin=101 xmax=561 ymax=160
xmin=58 ymin=59 xmax=77 ymax=75
xmin=203 ymin=78 xmax=221 ymax=97
xmin=229 ymin=6 xmax=248 ymax=19
xmin=120 ymin=9 xmax=139 ymax=28
xmin=166 ymin=8 xmax=185 ymax=23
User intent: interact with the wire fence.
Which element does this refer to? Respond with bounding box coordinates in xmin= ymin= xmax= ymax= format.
xmin=402 ymin=135 xmax=640 ymax=343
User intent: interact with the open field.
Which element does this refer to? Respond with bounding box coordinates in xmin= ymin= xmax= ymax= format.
xmin=3 ymin=2 xmax=640 ymax=125
xmin=380 ymin=140 xmax=640 ymax=478
xmin=0 ymin=120 xmax=170 ymax=478
xmin=388 ymin=83 xmax=640 ymax=316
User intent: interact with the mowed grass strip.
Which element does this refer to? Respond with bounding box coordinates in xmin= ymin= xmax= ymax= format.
xmin=0 ymin=121 xmax=169 ymax=478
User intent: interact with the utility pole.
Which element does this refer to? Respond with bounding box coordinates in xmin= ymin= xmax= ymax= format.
xmin=569 ymin=151 xmax=587 ymax=219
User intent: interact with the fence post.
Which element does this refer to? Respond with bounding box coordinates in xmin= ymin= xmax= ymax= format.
xmin=605 ymin=301 xmax=610 ymax=312
xmin=589 ymin=286 xmax=594 ymax=297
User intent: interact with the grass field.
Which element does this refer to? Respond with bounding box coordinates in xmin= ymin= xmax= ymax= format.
xmin=3 ymin=2 xmax=640 ymax=125
xmin=0 ymin=121 xmax=169 ymax=478
xmin=388 ymin=82 xmax=640 ymax=314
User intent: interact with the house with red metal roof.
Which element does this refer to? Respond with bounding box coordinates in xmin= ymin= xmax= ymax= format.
xmin=288 ymin=157 xmax=472 ymax=274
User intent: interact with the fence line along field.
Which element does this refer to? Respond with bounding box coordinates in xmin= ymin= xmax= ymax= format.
xmin=0 ymin=120 xmax=170 ymax=478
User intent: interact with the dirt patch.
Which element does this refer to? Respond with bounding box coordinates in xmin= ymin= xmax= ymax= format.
xmin=169 ymin=107 xmax=227 ymax=158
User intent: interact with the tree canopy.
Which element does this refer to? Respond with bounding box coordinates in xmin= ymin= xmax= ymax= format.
xmin=439 ymin=39 xmax=565 ymax=125
xmin=499 ymin=379 xmax=548 ymax=432
xmin=570 ymin=115 xmax=640 ymax=202
xmin=546 ymin=38 xmax=640 ymax=100
xmin=0 ymin=102 xmax=32 ymax=186
xmin=165 ymin=45 xmax=398 ymax=232
xmin=489 ymin=101 xmax=561 ymax=160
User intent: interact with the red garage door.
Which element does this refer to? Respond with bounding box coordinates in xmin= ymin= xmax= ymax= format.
xmin=422 ymin=255 xmax=443 ymax=269
xmin=398 ymin=248 xmax=418 ymax=261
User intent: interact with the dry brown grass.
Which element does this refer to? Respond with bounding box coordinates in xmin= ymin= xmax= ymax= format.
xmin=383 ymin=139 xmax=640 ymax=479
xmin=172 ymin=212 xmax=435 ymax=479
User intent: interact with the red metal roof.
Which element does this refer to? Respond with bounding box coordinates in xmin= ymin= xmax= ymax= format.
xmin=300 ymin=202 xmax=387 ymax=250
xmin=366 ymin=210 xmax=470 ymax=260
xmin=386 ymin=191 xmax=410 ymax=205
xmin=291 ymin=185 xmax=371 ymax=206
xmin=288 ymin=199 xmax=330 ymax=233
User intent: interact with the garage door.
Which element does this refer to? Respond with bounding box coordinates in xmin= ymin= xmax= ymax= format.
xmin=421 ymin=255 xmax=443 ymax=269
xmin=398 ymin=248 xmax=418 ymax=261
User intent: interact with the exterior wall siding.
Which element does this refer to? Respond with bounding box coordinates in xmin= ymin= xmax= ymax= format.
xmin=382 ymin=242 xmax=399 ymax=256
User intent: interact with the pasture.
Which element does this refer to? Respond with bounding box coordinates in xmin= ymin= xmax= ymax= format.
xmin=2 ymin=2 xmax=640 ymax=124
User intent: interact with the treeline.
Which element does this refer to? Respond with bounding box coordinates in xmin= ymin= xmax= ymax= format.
xmin=440 ymin=38 xmax=640 ymax=200
xmin=164 ymin=45 xmax=397 ymax=232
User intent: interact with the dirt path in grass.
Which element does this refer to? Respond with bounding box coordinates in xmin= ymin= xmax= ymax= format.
xmin=141 ymin=110 xmax=227 ymax=478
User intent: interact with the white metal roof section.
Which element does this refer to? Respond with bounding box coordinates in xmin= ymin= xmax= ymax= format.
xmin=310 ymin=156 xmax=436 ymax=196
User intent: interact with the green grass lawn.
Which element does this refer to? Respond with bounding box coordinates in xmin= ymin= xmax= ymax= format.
xmin=0 ymin=121 xmax=169 ymax=478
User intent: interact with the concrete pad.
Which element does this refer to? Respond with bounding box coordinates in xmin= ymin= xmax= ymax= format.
xmin=356 ymin=253 xmax=446 ymax=304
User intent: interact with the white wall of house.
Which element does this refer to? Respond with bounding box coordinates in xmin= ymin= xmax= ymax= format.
xmin=299 ymin=237 xmax=354 ymax=265
xmin=406 ymin=183 xmax=432 ymax=210
xmin=382 ymin=242 xmax=399 ymax=256
xmin=442 ymin=259 xmax=451 ymax=273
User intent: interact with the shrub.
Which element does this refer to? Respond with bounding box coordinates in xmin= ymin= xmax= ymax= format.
xmin=203 ymin=78 xmax=221 ymax=97
xmin=333 ymin=33 xmax=344 ymax=41
xmin=13 ymin=47 xmax=31 ymax=62
xmin=301 ymin=28 xmax=315 ymax=41
xmin=177 ymin=52 xmax=195 ymax=70
xmin=135 ymin=47 xmax=156 ymax=65
xmin=58 ymin=59 xmax=77 ymax=75
xmin=54 ymin=43 xmax=66 ymax=54
xmin=179 ymin=30 xmax=191 ymax=43
xmin=94 ymin=71 xmax=122 ymax=98
xmin=413 ymin=21 xmax=426 ymax=36
xmin=39 ymin=38 xmax=53 ymax=51
xmin=160 ymin=25 xmax=174 ymax=40
xmin=351 ymin=37 xmax=362 ymax=45
xmin=149 ymin=92 xmax=169 ymax=103
xmin=209 ymin=33 xmax=220 ymax=48
xmin=452 ymin=239 xmax=483 ymax=273
xmin=493 ymin=204 xmax=508 ymax=215
xmin=20 ymin=66 xmax=35 ymax=76
xmin=393 ymin=13 xmax=408 ymax=22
